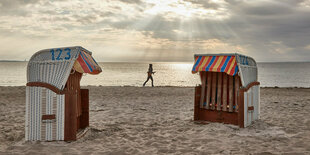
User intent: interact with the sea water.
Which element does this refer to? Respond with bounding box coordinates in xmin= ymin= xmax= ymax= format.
xmin=0 ymin=62 xmax=309 ymax=87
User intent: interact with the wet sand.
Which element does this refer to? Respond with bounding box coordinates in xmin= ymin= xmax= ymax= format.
xmin=0 ymin=86 xmax=309 ymax=154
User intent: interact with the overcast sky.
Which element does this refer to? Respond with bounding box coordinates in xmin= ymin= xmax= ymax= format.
xmin=0 ymin=0 xmax=310 ymax=62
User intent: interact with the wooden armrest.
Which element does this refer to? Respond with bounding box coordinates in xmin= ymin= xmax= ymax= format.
xmin=240 ymin=81 xmax=260 ymax=92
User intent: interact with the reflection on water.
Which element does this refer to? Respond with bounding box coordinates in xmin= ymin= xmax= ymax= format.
xmin=257 ymin=62 xmax=310 ymax=87
xmin=0 ymin=62 xmax=309 ymax=87
xmin=0 ymin=62 xmax=27 ymax=86
xmin=80 ymin=62 xmax=200 ymax=87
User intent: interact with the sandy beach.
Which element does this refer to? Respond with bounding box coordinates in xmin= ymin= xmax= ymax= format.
xmin=0 ymin=86 xmax=309 ymax=154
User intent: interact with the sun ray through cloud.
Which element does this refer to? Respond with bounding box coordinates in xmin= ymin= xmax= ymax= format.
xmin=0 ymin=0 xmax=310 ymax=62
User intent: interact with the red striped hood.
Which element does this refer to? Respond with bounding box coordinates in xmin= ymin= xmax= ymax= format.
xmin=73 ymin=51 xmax=102 ymax=74
xmin=192 ymin=55 xmax=238 ymax=76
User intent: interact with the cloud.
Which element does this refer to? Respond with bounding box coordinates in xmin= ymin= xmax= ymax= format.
xmin=222 ymin=0 xmax=310 ymax=60
xmin=0 ymin=0 xmax=39 ymax=8
xmin=0 ymin=0 xmax=310 ymax=62
xmin=117 ymin=0 xmax=143 ymax=4
xmin=184 ymin=0 xmax=223 ymax=9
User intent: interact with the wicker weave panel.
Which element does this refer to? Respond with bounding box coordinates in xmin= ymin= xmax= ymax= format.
xmin=25 ymin=87 xmax=42 ymax=140
xmin=27 ymin=46 xmax=81 ymax=90
xmin=26 ymin=87 xmax=65 ymax=141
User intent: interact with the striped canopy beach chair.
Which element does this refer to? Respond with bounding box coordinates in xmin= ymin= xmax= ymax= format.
xmin=25 ymin=46 xmax=102 ymax=141
xmin=192 ymin=53 xmax=260 ymax=127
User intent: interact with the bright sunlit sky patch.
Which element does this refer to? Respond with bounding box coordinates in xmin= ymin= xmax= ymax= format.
xmin=0 ymin=0 xmax=310 ymax=62
xmin=143 ymin=0 xmax=229 ymax=20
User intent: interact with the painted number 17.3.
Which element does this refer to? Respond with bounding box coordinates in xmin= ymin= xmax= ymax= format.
xmin=50 ymin=48 xmax=71 ymax=60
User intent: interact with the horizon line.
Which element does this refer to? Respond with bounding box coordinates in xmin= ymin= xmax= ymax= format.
xmin=1 ymin=60 xmax=310 ymax=63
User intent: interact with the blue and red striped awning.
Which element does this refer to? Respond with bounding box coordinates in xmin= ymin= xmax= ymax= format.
xmin=192 ymin=55 xmax=238 ymax=76
xmin=73 ymin=51 xmax=102 ymax=74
